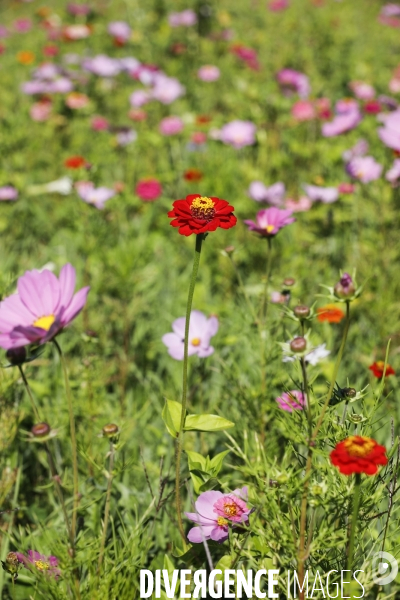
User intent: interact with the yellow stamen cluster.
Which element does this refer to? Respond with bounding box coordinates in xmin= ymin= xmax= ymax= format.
xmin=33 ymin=314 xmax=56 ymax=331
xmin=265 ymin=224 xmax=275 ymax=233
xmin=190 ymin=196 xmax=215 ymax=220
xmin=223 ymin=501 xmax=238 ymax=517
xmin=217 ymin=517 xmax=228 ymax=526
xmin=343 ymin=436 xmax=375 ymax=458
xmin=35 ymin=560 xmax=50 ymax=571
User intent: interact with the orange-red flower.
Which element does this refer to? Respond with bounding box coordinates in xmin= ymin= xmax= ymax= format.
xmin=64 ymin=156 xmax=87 ymax=169
xmin=317 ymin=304 xmax=345 ymax=323
xmin=330 ymin=436 xmax=388 ymax=476
xmin=17 ymin=51 xmax=35 ymax=65
xmin=168 ymin=194 xmax=236 ymax=236
xmin=184 ymin=168 xmax=203 ymax=182
xmin=369 ymin=361 xmax=396 ymax=378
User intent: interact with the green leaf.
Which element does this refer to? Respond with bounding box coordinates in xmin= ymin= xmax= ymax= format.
xmin=184 ymin=414 xmax=235 ymax=432
xmin=209 ymin=450 xmax=230 ymax=475
xmin=186 ymin=450 xmax=207 ymax=471
xmin=199 ymin=476 xmax=220 ymax=492
xmin=162 ymin=399 xmax=183 ymax=438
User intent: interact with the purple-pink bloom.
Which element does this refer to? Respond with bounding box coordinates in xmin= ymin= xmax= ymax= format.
xmin=276 ymin=68 xmax=310 ymax=98
xmin=346 ymin=156 xmax=383 ymax=183
xmin=151 ymin=75 xmax=185 ymax=104
xmin=0 ymin=186 xmax=18 ymax=201
xmin=381 ymin=3 xmax=400 ymax=16
xmin=0 ymin=265 xmax=89 ymax=350
xmin=14 ymin=18 xmax=32 ymax=33
xmin=244 ymin=207 xmax=295 ymax=237
xmin=129 ymin=90 xmax=151 ymax=107
xmin=0 ymin=26 xmax=8 ymax=38
xmin=197 ymin=65 xmax=220 ymax=82
xmin=386 ymin=159 xmax=400 ymax=184
xmin=276 ymin=390 xmax=305 ymax=412
xmin=248 ymin=181 xmax=285 ymax=205
xmin=321 ymin=109 xmax=362 ymax=137
xmin=302 ymin=184 xmax=339 ymax=204
xmin=16 ymin=550 xmax=60 ymax=579
xmin=82 ymin=55 xmax=122 ymax=77
xmin=168 ymin=9 xmax=197 ymax=27
xmin=107 ymin=21 xmax=131 ymax=42
xmin=342 ymin=139 xmax=369 ymax=162
xmin=185 ymin=488 xmax=250 ymax=543
xmin=349 ymin=81 xmax=375 ymax=101
xmin=219 ymin=120 xmax=256 ymax=149
xmin=378 ymin=109 xmax=400 ymax=152
xmin=335 ymin=98 xmax=359 ymax=114
xmin=159 ymin=116 xmax=184 ymax=136
xmin=76 ymin=182 xmax=116 ymax=209
xmin=162 ymin=310 xmax=218 ymax=360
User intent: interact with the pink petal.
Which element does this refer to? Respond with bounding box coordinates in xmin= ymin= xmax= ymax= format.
xmin=58 ymin=264 xmax=76 ymax=309
xmin=59 ymin=286 xmax=89 ymax=326
xmin=187 ymin=525 xmax=214 ymax=543
xmin=195 ymin=490 xmax=223 ymax=519
xmin=0 ymin=294 xmax=35 ymax=331
xmin=18 ymin=270 xmax=60 ymax=317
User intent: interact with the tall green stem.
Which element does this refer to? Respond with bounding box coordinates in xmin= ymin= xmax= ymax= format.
xmin=97 ymin=441 xmax=115 ymax=573
xmin=175 ymin=233 xmax=204 ymax=542
xmin=261 ymin=237 xmax=273 ymax=324
xmin=18 ymin=366 xmax=41 ymax=422
xmin=347 ymin=474 xmax=362 ymax=571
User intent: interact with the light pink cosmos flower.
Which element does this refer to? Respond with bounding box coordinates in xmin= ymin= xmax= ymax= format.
xmin=185 ymin=488 xmax=250 ymax=543
xmin=276 ymin=390 xmax=305 ymax=412
xmin=82 ymin=55 xmax=122 ymax=77
xmin=30 ymin=99 xmax=52 ymax=121
xmin=159 ymin=116 xmax=184 ymax=136
xmin=386 ymin=159 xmax=400 ymax=184
xmin=64 ymin=24 xmax=91 ymax=40
xmin=162 ymin=311 xmax=218 ymax=360
xmin=389 ymin=77 xmax=400 ymax=94
xmin=321 ymin=109 xmax=362 ymax=137
xmin=346 ymin=156 xmax=383 ymax=183
xmin=381 ymin=3 xmax=400 ymax=17
xmin=335 ymin=98 xmax=359 ymax=114
xmin=302 ymin=184 xmax=339 ymax=204
xmin=107 ymin=21 xmax=131 ymax=43
xmin=349 ymin=81 xmax=375 ymax=101
xmin=66 ymin=92 xmax=89 ymax=109
xmin=284 ymin=196 xmax=312 ymax=212
xmin=0 ymin=264 xmax=89 ymax=350
xmin=197 ymin=65 xmax=220 ymax=82
xmin=0 ymin=186 xmax=18 ymax=201
xmin=244 ymin=207 xmax=295 ymax=237
xmin=76 ymin=182 xmax=116 ymax=209
xmin=219 ymin=120 xmax=256 ymax=149
xmin=151 ymin=75 xmax=185 ymax=104
xmin=16 ymin=550 xmax=60 ymax=579
xmin=129 ymin=90 xmax=151 ymax=107
xmin=168 ymin=9 xmax=197 ymax=27
xmin=291 ymin=100 xmax=315 ymax=121
xmin=115 ymin=128 xmax=137 ymax=146
xmin=378 ymin=109 xmax=400 ymax=151
xmin=276 ymin=68 xmax=310 ymax=98
xmin=248 ymin=181 xmax=285 ymax=205
xmin=342 ymin=139 xmax=369 ymax=162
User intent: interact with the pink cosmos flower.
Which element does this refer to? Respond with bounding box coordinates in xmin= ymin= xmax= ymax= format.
xmin=30 ymin=99 xmax=52 ymax=121
xmin=342 ymin=139 xmax=369 ymax=162
xmin=197 ymin=65 xmax=220 ymax=82
xmin=302 ymin=184 xmax=339 ymax=203
xmin=244 ymin=207 xmax=295 ymax=237
xmin=381 ymin=3 xmax=400 ymax=17
xmin=0 ymin=26 xmax=8 ymax=38
xmin=0 ymin=264 xmax=89 ymax=350
xmin=15 ymin=19 xmax=32 ymax=33
xmin=276 ymin=68 xmax=310 ymax=98
xmin=159 ymin=116 xmax=184 ymax=136
xmin=220 ymin=120 xmax=256 ymax=149
xmin=185 ymin=488 xmax=250 ymax=543
xmin=346 ymin=156 xmax=383 ymax=183
xmin=129 ymin=90 xmax=151 ymax=107
xmin=386 ymin=159 xmax=400 ymax=184
xmin=231 ymin=44 xmax=260 ymax=70
xmin=115 ymin=128 xmax=137 ymax=146
xmin=107 ymin=21 xmax=131 ymax=43
xmin=268 ymin=0 xmax=289 ymax=11
xmin=16 ymin=550 xmax=60 ymax=579
xmin=349 ymin=81 xmax=375 ymax=101
xmin=248 ymin=181 xmax=285 ymax=205
xmin=191 ymin=132 xmax=207 ymax=145
xmin=335 ymin=98 xmax=359 ymax=114
xmin=276 ymin=390 xmax=305 ymax=412
xmin=168 ymin=10 xmax=197 ymax=27
xmin=76 ymin=182 xmax=116 ymax=209
xmin=151 ymin=75 xmax=185 ymax=105
xmin=135 ymin=178 xmax=162 ymax=201
xmin=91 ymin=115 xmax=109 ymax=131
xmin=0 ymin=186 xmax=18 ymax=201
xmin=378 ymin=109 xmax=400 ymax=151
xmin=284 ymin=196 xmax=312 ymax=212
xmin=82 ymin=55 xmax=121 ymax=77
xmin=162 ymin=310 xmax=218 ymax=361
xmin=67 ymin=3 xmax=91 ymax=16
xmin=66 ymin=92 xmax=89 ymax=109
xmin=64 ymin=24 xmax=91 ymax=40
xmin=321 ymin=109 xmax=362 ymax=137
xmin=291 ymin=100 xmax=315 ymax=121
xmin=338 ymin=182 xmax=355 ymax=194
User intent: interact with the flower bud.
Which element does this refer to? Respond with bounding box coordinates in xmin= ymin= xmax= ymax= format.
xmin=224 ymin=245 xmax=235 ymax=254
xmin=293 ymin=305 xmax=310 ymax=319
xmin=348 ymin=413 xmax=366 ymax=424
xmin=1 ymin=552 xmax=20 ymax=577
xmin=283 ymin=277 xmax=295 ymax=287
xmin=343 ymin=387 xmax=357 ymax=399
xmin=334 ymin=272 xmax=355 ymax=298
xmin=31 ymin=423 xmax=51 ymax=438
xmin=102 ymin=423 xmax=120 ymax=443
xmin=290 ymin=336 xmax=307 ymax=353
xmin=6 ymin=347 xmax=27 ymax=366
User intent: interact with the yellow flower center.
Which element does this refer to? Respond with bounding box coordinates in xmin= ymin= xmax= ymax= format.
xmin=223 ymin=501 xmax=238 ymax=517
xmin=265 ymin=224 xmax=275 ymax=233
xmin=343 ymin=436 xmax=375 ymax=458
xmin=190 ymin=196 xmax=215 ymax=221
xmin=217 ymin=517 xmax=228 ymax=526
xmin=33 ymin=315 xmax=56 ymax=331
xmin=375 ymin=361 xmax=385 ymax=370
xmin=191 ymin=337 xmax=201 ymax=346
xmin=35 ymin=560 xmax=50 ymax=571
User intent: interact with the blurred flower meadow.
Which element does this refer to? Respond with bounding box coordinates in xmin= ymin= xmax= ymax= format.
xmin=1 ymin=0 xmax=400 ymax=598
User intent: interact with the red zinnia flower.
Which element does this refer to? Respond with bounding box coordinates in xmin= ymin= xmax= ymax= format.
xmin=330 ymin=436 xmax=387 ymax=475
xmin=369 ymin=361 xmax=396 ymax=378
xmin=184 ymin=168 xmax=203 ymax=182
xmin=168 ymin=194 xmax=236 ymax=236
xmin=317 ymin=304 xmax=345 ymax=323
xmin=64 ymin=155 xmax=87 ymax=169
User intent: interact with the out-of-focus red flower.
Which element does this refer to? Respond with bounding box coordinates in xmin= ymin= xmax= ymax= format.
xmin=136 ymin=178 xmax=162 ymax=201
xmin=191 ymin=132 xmax=207 ymax=144
xmin=64 ymin=155 xmax=87 ymax=169
xmin=363 ymin=100 xmax=382 ymax=114
xmin=330 ymin=436 xmax=387 ymax=475
xmin=184 ymin=168 xmax=203 ymax=182
xmin=230 ymin=43 xmax=260 ymax=70
xmin=317 ymin=304 xmax=345 ymax=323
xmin=128 ymin=109 xmax=147 ymax=121
xmin=168 ymin=194 xmax=236 ymax=236
xmin=369 ymin=361 xmax=396 ymax=378
xmin=43 ymin=44 xmax=58 ymax=56
xmin=196 ymin=115 xmax=211 ymax=125
xmin=0 ymin=44 xmax=5 ymax=55
xmin=338 ymin=182 xmax=355 ymax=194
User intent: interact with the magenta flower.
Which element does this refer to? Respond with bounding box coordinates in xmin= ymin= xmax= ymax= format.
xmin=276 ymin=68 xmax=310 ymax=98
xmin=248 ymin=181 xmax=285 ymax=205
xmin=185 ymin=488 xmax=250 ymax=543
xmin=14 ymin=18 xmax=32 ymax=33
xmin=0 ymin=265 xmax=89 ymax=350
xmin=244 ymin=207 xmax=295 ymax=237
xmin=268 ymin=0 xmax=289 ymax=11
xmin=276 ymin=390 xmax=305 ymax=412
xmin=302 ymin=184 xmax=339 ymax=204
xmin=220 ymin=120 xmax=256 ymax=149
xmin=197 ymin=65 xmax=220 ymax=82
xmin=291 ymin=100 xmax=316 ymax=121
xmin=107 ymin=21 xmax=131 ymax=43
xmin=135 ymin=178 xmax=162 ymax=201
xmin=321 ymin=109 xmax=362 ymax=137
xmin=91 ymin=115 xmax=109 ymax=131
xmin=346 ymin=156 xmax=383 ymax=183
xmin=0 ymin=186 xmax=18 ymax=201
xmin=159 ymin=116 xmax=184 ymax=136
xmin=162 ymin=310 xmax=218 ymax=361
xmin=16 ymin=551 xmax=60 ymax=579
xmin=76 ymin=182 xmax=116 ymax=209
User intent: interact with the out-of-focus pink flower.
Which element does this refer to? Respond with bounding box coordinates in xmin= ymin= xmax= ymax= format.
xmin=302 ymin=184 xmax=339 ymax=203
xmin=386 ymin=159 xmax=400 ymax=184
xmin=0 ymin=186 xmax=18 ymax=201
xmin=219 ymin=120 xmax=256 ymax=149
xmin=338 ymin=182 xmax=355 ymax=194
xmin=115 ymin=129 xmax=137 ymax=146
xmin=321 ymin=109 xmax=362 ymax=137
xmin=168 ymin=9 xmax=197 ymax=27
xmin=128 ymin=108 xmax=147 ymax=121
xmin=197 ymin=65 xmax=220 ymax=82
xmin=380 ymin=3 xmax=400 ymax=17
xmin=66 ymin=92 xmax=89 ymax=109
xmin=244 ymin=207 xmax=295 ymax=236
xmin=291 ymin=100 xmax=315 ymax=121
xmin=162 ymin=310 xmax=218 ymax=360
xmin=335 ymin=98 xmax=359 ymax=114
xmin=0 ymin=264 xmax=89 ymax=349
xmin=82 ymin=55 xmax=121 ymax=77
xmin=159 ymin=116 xmax=184 ymax=136
xmin=67 ymin=3 xmax=91 ymax=16
xmin=151 ymin=75 xmax=185 ymax=104
xmin=91 ymin=115 xmax=109 ymax=131
xmin=15 ymin=19 xmax=32 ymax=33
xmin=107 ymin=21 xmax=131 ymax=43
xmin=17 ymin=551 xmax=61 ymax=579
xmin=349 ymin=81 xmax=375 ymax=100
xmin=284 ymin=196 xmax=312 ymax=212
xmin=43 ymin=45 xmax=59 ymax=57
xmin=76 ymin=181 xmax=116 ymax=209
xmin=248 ymin=181 xmax=285 ymax=205
xmin=30 ymin=98 xmax=52 ymax=121
xmin=315 ymin=97 xmax=332 ymax=119
xmin=191 ymin=131 xmax=207 ymax=145
xmin=364 ymin=100 xmax=382 ymax=114
xmin=346 ymin=156 xmax=383 ymax=183
xmin=268 ymin=0 xmax=289 ymax=11
xmin=0 ymin=26 xmax=8 ymax=38
xmin=342 ymin=139 xmax=369 ymax=162
xmin=231 ymin=44 xmax=260 ymax=70
xmin=135 ymin=178 xmax=162 ymax=201
xmin=64 ymin=24 xmax=91 ymax=40
xmin=378 ymin=109 xmax=400 ymax=151
xmin=277 ymin=68 xmax=310 ymax=98
xmin=389 ymin=78 xmax=400 ymax=94
xmin=276 ymin=390 xmax=305 ymax=412
xmin=271 ymin=291 xmax=286 ymax=304
xmin=129 ymin=90 xmax=151 ymax=107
